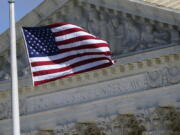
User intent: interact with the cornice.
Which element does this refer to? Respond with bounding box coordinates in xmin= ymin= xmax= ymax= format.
xmin=0 ymin=48 xmax=179 ymax=99
xmin=80 ymin=0 xmax=180 ymax=26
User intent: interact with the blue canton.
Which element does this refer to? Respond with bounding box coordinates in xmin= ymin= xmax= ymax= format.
xmin=22 ymin=26 xmax=59 ymax=57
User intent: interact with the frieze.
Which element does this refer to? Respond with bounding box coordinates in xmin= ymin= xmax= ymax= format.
xmin=0 ymin=52 xmax=179 ymax=120
xmin=25 ymin=74 xmax=147 ymax=114
xmin=25 ymin=65 xmax=180 ymax=115
xmin=47 ymin=0 xmax=180 ymax=57
xmin=146 ymin=66 xmax=180 ymax=88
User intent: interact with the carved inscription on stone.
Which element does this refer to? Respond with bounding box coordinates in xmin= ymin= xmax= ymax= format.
xmin=146 ymin=66 xmax=180 ymax=88
xmin=26 ymin=74 xmax=148 ymax=114
xmin=24 ymin=66 xmax=180 ymax=114
xmin=0 ymin=66 xmax=179 ymax=119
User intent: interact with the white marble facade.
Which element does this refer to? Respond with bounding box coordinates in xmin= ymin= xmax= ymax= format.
xmin=0 ymin=0 xmax=180 ymax=134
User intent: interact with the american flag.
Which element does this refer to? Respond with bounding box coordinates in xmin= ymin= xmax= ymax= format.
xmin=22 ymin=22 xmax=114 ymax=86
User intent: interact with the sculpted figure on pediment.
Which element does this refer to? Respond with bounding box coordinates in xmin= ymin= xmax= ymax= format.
xmin=139 ymin=23 xmax=156 ymax=49
xmin=99 ymin=10 xmax=110 ymax=41
xmin=111 ymin=19 xmax=125 ymax=54
xmin=0 ymin=56 xmax=6 ymax=80
xmin=56 ymin=6 xmax=69 ymax=23
xmin=55 ymin=2 xmax=88 ymax=28
xmin=138 ymin=21 xmax=180 ymax=50
xmin=121 ymin=17 xmax=141 ymax=53
xmin=62 ymin=3 xmax=79 ymax=24
xmin=87 ymin=6 xmax=101 ymax=37
xmin=140 ymin=25 xmax=154 ymax=49
xmin=0 ymin=54 xmax=11 ymax=80
xmin=106 ymin=11 xmax=125 ymax=55
xmin=153 ymin=26 xmax=171 ymax=45
xmin=73 ymin=3 xmax=88 ymax=28
xmin=17 ymin=44 xmax=29 ymax=77
xmin=170 ymin=29 xmax=180 ymax=43
xmin=0 ymin=42 xmax=30 ymax=80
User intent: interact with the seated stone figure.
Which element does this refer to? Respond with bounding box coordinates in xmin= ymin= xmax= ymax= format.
xmin=170 ymin=29 xmax=180 ymax=43
xmin=139 ymin=22 xmax=173 ymax=50
xmin=99 ymin=11 xmax=110 ymax=41
xmin=139 ymin=23 xmax=156 ymax=49
xmin=109 ymin=18 xmax=124 ymax=55
xmin=153 ymin=27 xmax=171 ymax=45
xmin=87 ymin=8 xmax=100 ymax=36
xmin=121 ymin=17 xmax=141 ymax=53
xmin=0 ymin=55 xmax=10 ymax=80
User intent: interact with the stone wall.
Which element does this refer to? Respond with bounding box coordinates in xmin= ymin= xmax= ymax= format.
xmin=20 ymin=106 xmax=180 ymax=135
xmin=0 ymin=51 xmax=179 ymax=135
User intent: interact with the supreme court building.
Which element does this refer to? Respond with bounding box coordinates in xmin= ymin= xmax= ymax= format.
xmin=0 ymin=0 xmax=180 ymax=134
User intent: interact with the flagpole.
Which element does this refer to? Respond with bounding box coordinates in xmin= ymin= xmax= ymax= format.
xmin=9 ymin=0 xmax=21 ymax=135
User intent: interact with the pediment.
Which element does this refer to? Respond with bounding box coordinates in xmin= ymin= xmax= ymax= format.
xmin=0 ymin=0 xmax=180 ymax=84
xmin=39 ymin=0 xmax=180 ymax=56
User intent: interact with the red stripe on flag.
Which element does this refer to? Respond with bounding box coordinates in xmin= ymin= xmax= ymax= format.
xmin=53 ymin=28 xmax=85 ymax=36
xmin=56 ymin=35 xmax=99 ymax=45
xmin=34 ymin=62 xmax=113 ymax=86
xmin=31 ymin=51 xmax=112 ymax=66
xmin=33 ymin=57 xmax=111 ymax=76
xmin=49 ymin=22 xmax=69 ymax=28
xmin=59 ymin=43 xmax=109 ymax=53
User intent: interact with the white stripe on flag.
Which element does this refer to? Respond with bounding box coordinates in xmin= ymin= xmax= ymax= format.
xmin=57 ymin=39 xmax=107 ymax=49
xmin=31 ymin=55 xmax=110 ymax=72
xmin=34 ymin=60 xmax=110 ymax=81
xmin=51 ymin=24 xmax=83 ymax=33
xmin=29 ymin=47 xmax=110 ymax=62
xmin=55 ymin=31 xmax=95 ymax=41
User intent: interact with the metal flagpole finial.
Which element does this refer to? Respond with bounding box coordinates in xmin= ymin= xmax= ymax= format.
xmin=8 ymin=0 xmax=15 ymax=3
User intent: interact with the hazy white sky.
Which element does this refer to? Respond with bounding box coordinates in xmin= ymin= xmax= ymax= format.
xmin=0 ymin=0 xmax=44 ymax=34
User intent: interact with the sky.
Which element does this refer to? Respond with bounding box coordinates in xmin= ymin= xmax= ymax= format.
xmin=0 ymin=0 xmax=44 ymax=34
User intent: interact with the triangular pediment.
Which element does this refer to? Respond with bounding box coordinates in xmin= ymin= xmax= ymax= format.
xmin=0 ymin=0 xmax=179 ymax=84
xmin=39 ymin=0 xmax=180 ymax=57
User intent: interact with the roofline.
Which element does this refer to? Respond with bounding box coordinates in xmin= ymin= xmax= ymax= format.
xmin=81 ymin=0 xmax=180 ymax=26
